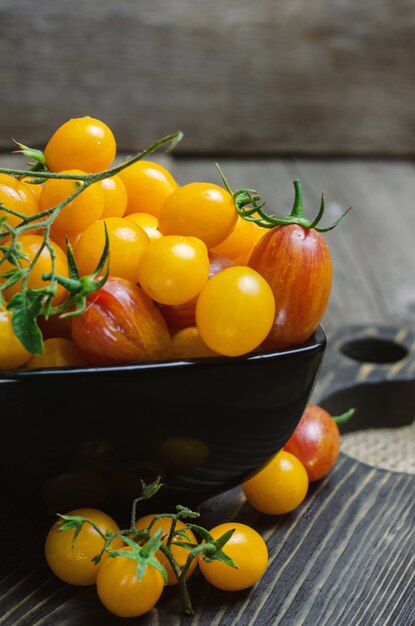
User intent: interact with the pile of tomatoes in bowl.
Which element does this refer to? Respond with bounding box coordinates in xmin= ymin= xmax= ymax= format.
xmin=0 ymin=116 xmax=340 ymax=370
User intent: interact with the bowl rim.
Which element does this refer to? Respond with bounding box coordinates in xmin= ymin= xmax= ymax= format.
xmin=0 ymin=326 xmax=326 ymax=381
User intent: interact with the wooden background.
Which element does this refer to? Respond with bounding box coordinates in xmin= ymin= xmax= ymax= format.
xmin=1 ymin=0 xmax=415 ymax=155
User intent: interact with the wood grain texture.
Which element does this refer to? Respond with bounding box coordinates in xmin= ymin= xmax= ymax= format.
xmin=1 ymin=0 xmax=415 ymax=155
xmin=0 ymin=456 xmax=414 ymax=626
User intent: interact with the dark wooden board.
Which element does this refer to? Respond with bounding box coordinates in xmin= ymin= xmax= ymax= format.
xmin=2 ymin=0 xmax=415 ymax=155
xmin=0 ymin=325 xmax=414 ymax=626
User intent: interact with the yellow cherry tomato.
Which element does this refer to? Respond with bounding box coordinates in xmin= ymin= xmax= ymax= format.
xmin=1 ymin=234 xmax=68 ymax=305
xmin=137 ymin=236 xmax=209 ymax=305
xmin=242 ymin=450 xmax=309 ymax=515
xmin=75 ymin=218 xmax=150 ymax=282
xmin=21 ymin=177 xmax=43 ymax=201
xmin=44 ymin=116 xmax=116 ymax=173
xmin=199 ymin=522 xmax=268 ymax=591
xmin=44 ymin=508 xmax=122 ymax=586
xmin=135 ymin=515 xmax=198 ymax=585
xmin=40 ymin=170 xmax=104 ymax=236
xmin=99 ymin=175 xmax=128 ymax=218
xmin=0 ymin=173 xmax=39 ymax=229
xmin=49 ymin=228 xmax=81 ymax=253
xmin=171 ymin=326 xmax=219 ymax=359
xmin=96 ymin=548 xmax=165 ymax=618
xmin=119 ymin=160 xmax=179 ymax=217
xmin=24 ymin=338 xmax=87 ymax=369
xmin=126 ymin=212 xmax=162 ymax=241
xmin=211 ymin=215 xmax=257 ymax=260
xmin=196 ymin=266 xmax=275 ymax=356
xmin=158 ymin=182 xmax=237 ymax=249
xmin=0 ymin=310 xmax=31 ymax=369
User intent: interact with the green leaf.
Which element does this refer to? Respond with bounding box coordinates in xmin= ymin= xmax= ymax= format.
xmin=7 ymin=290 xmax=44 ymax=354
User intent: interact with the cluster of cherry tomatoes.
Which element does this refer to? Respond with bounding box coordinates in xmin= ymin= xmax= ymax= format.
xmin=45 ymin=505 xmax=268 ymax=618
xmin=0 ymin=115 xmax=333 ymax=369
xmin=43 ymin=403 xmax=346 ymax=618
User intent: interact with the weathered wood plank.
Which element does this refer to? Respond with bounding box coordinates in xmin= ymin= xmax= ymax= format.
xmin=1 ymin=0 xmax=415 ymax=155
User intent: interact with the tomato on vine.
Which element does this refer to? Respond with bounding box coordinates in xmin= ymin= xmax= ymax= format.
xmin=96 ymin=548 xmax=165 ymax=618
xmin=44 ymin=508 xmax=122 ymax=586
xmin=75 ymin=217 xmax=150 ymax=283
xmin=1 ymin=234 xmax=68 ymax=305
xmin=0 ymin=173 xmax=39 ymax=229
xmin=44 ymin=116 xmax=116 ymax=173
xmin=135 ymin=515 xmax=198 ymax=585
xmin=245 ymin=180 xmax=349 ymax=349
xmin=40 ymin=170 xmax=104 ymax=236
xmin=0 ymin=309 xmax=31 ymax=369
xmin=199 ymin=523 xmax=268 ymax=591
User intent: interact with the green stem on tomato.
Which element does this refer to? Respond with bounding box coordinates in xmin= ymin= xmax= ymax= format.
xmin=333 ymin=408 xmax=356 ymax=425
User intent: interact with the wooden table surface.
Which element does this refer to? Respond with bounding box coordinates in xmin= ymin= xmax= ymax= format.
xmin=1 ymin=155 xmax=414 ymax=625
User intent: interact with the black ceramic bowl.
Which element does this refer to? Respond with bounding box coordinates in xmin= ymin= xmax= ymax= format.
xmin=0 ymin=328 xmax=325 ymax=515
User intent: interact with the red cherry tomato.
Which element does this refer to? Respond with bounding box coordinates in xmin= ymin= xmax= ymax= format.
xmin=284 ymin=404 xmax=341 ymax=481
xmin=71 ymin=277 xmax=171 ymax=364
xmin=249 ymin=224 xmax=332 ymax=349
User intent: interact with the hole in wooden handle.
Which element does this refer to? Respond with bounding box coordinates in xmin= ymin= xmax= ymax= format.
xmin=340 ymin=337 xmax=408 ymax=364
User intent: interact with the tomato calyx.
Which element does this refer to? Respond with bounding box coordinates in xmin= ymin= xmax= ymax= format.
xmin=13 ymin=140 xmax=49 ymax=177
xmin=216 ymin=164 xmax=351 ymax=233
